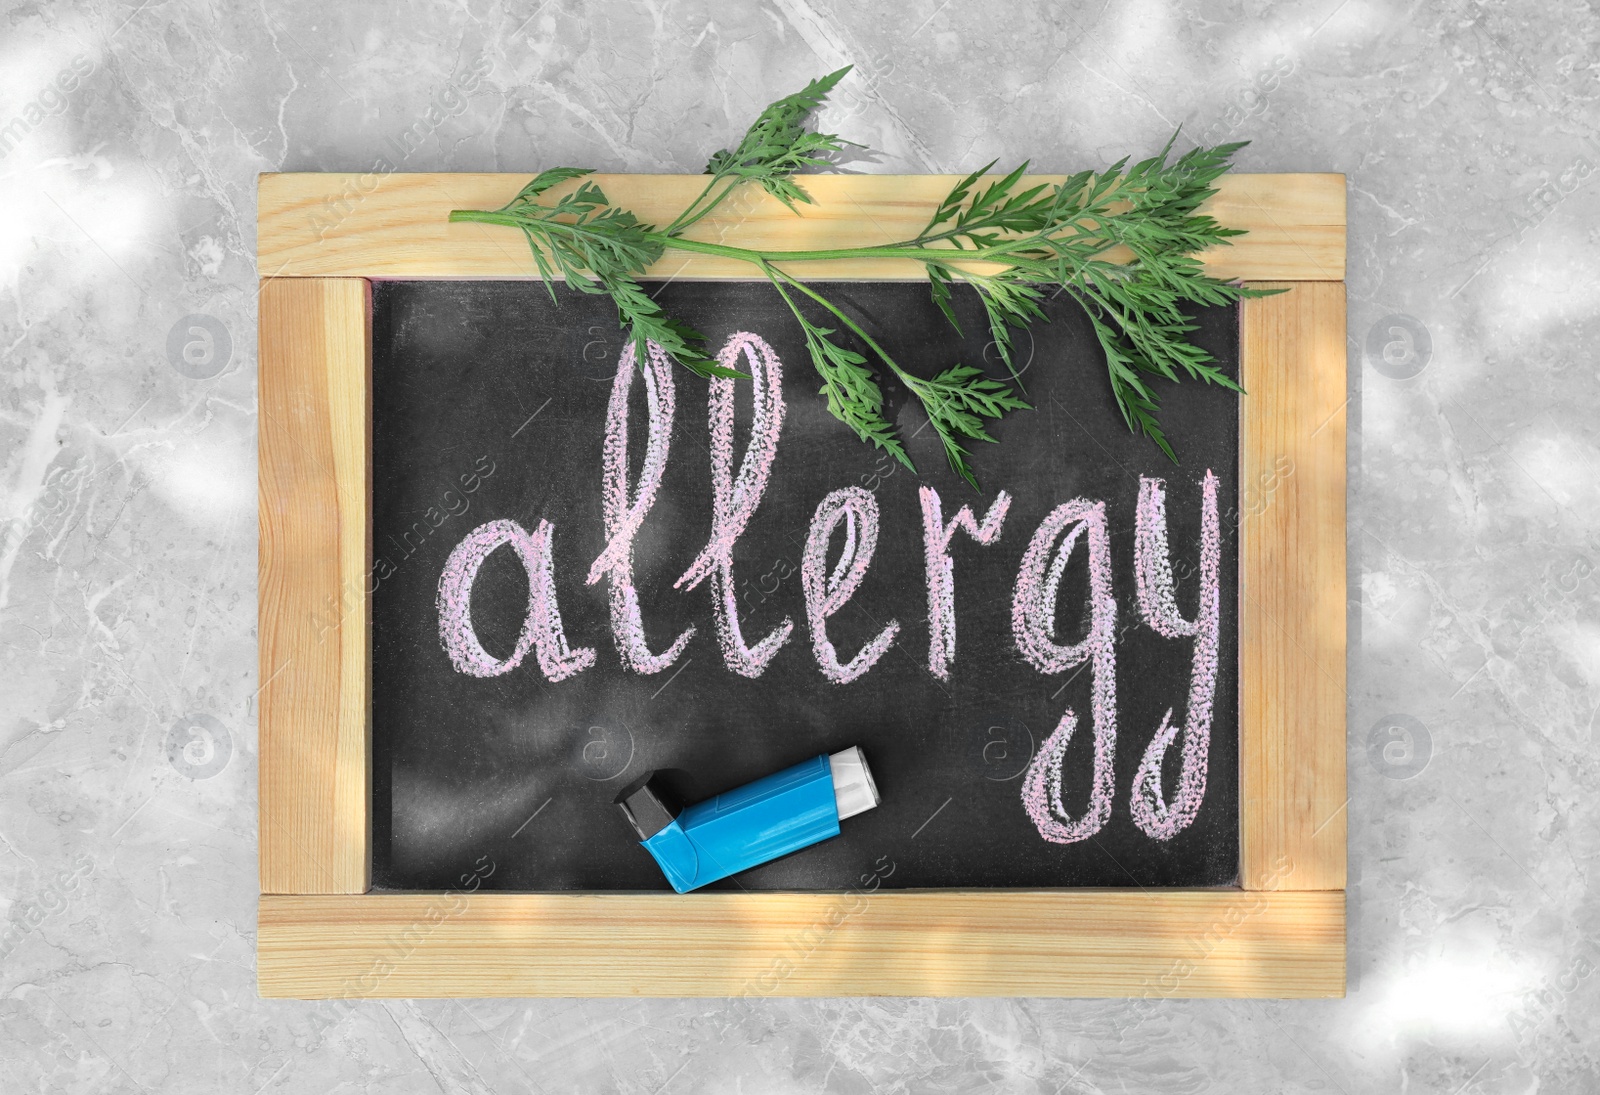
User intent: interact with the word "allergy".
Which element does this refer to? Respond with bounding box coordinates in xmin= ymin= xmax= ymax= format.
xmin=436 ymin=334 xmax=1221 ymax=846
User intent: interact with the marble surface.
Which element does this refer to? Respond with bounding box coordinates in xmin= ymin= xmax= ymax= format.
xmin=2 ymin=0 xmax=1597 ymax=1090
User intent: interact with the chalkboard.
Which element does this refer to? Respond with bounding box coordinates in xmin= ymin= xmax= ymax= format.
xmin=370 ymin=279 xmax=1239 ymax=892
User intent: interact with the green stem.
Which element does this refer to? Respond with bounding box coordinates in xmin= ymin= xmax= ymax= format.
xmin=760 ymin=263 xmax=856 ymax=418
xmin=762 ymin=264 xmax=916 ymax=389
xmin=447 ymin=209 xmax=1032 ymax=266
xmin=662 ymin=175 xmax=740 ymax=236
xmin=662 ymin=233 xmax=976 ymax=265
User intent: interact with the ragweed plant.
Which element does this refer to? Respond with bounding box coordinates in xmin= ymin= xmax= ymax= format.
xmin=451 ymin=67 xmax=1271 ymax=488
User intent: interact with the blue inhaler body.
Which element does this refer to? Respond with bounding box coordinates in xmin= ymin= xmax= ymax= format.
xmin=614 ymin=748 xmax=880 ymax=893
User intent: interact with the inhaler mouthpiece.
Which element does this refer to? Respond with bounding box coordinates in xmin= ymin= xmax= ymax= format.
xmin=828 ymin=746 xmax=879 ymax=821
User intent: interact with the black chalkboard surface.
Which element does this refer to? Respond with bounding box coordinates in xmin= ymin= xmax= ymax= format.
xmin=371 ymin=279 xmax=1239 ymax=892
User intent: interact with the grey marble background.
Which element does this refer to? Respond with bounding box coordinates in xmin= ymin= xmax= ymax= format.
xmin=1 ymin=0 xmax=1595 ymax=1091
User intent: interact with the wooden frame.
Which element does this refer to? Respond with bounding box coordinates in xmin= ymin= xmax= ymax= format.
xmin=257 ymin=172 xmax=1346 ymax=998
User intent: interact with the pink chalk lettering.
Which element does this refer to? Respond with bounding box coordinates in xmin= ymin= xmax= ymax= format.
xmin=801 ymin=487 xmax=900 ymax=684
xmin=1013 ymin=499 xmax=1118 ymax=843
xmin=585 ymin=340 xmax=695 ymax=673
xmin=920 ymin=486 xmax=1011 ymax=680
xmin=676 ymin=332 xmax=794 ymax=677
xmin=1021 ymin=708 xmax=1089 ymax=844
xmin=1129 ymin=472 xmax=1221 ymax=840
xmin=437 ymin=518 xmax=595 ymax=681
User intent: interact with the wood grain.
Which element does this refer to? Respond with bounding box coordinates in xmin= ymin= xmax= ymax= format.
xmin=258 ymin=172 xmax=1345 ymax=282
xmin=259 ymin=277 xmax=371 ymax=894
xmin=1238 ymin=282 xmax=1348 ymax=891
xmin=258 ymin=890 xmax=1345 ymax=998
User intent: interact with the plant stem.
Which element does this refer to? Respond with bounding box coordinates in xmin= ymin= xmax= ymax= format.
xmin=760 ymin=263 xmax=862 ymax=421
xmin=763 ymin=264 xmax=915 ymax=387
xmin=662 ymin=176 xmax=742 ymax=236
xmin=448 ymin=209 xmax=1055 ymax=266
xmin=663 ymin=234 xmax=947 ymax=264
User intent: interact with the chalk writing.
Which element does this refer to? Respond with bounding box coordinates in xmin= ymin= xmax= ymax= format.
xmin=676 ymin=332 xmax=794 ymax=677
xmin=1014 ymin=500 xmax=1118 ymax=843
xmin=1130 ymin=473 xmax=1220 ymax=840
xmin=586 ymin=340 xmax=695 ymax=673
xmin=437 ymin=518 xmax=594 ymax=680
xmin=802 ymin=487 xmax=901 ymax=684
xmin=431 ymin=334 xmax=1228 ymax=847
xmin=920 ymin=486 xmax=1011 ymax=680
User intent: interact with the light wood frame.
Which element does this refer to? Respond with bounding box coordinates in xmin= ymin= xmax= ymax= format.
xmin=257 ymin=172 xmax=1347 ymax=998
